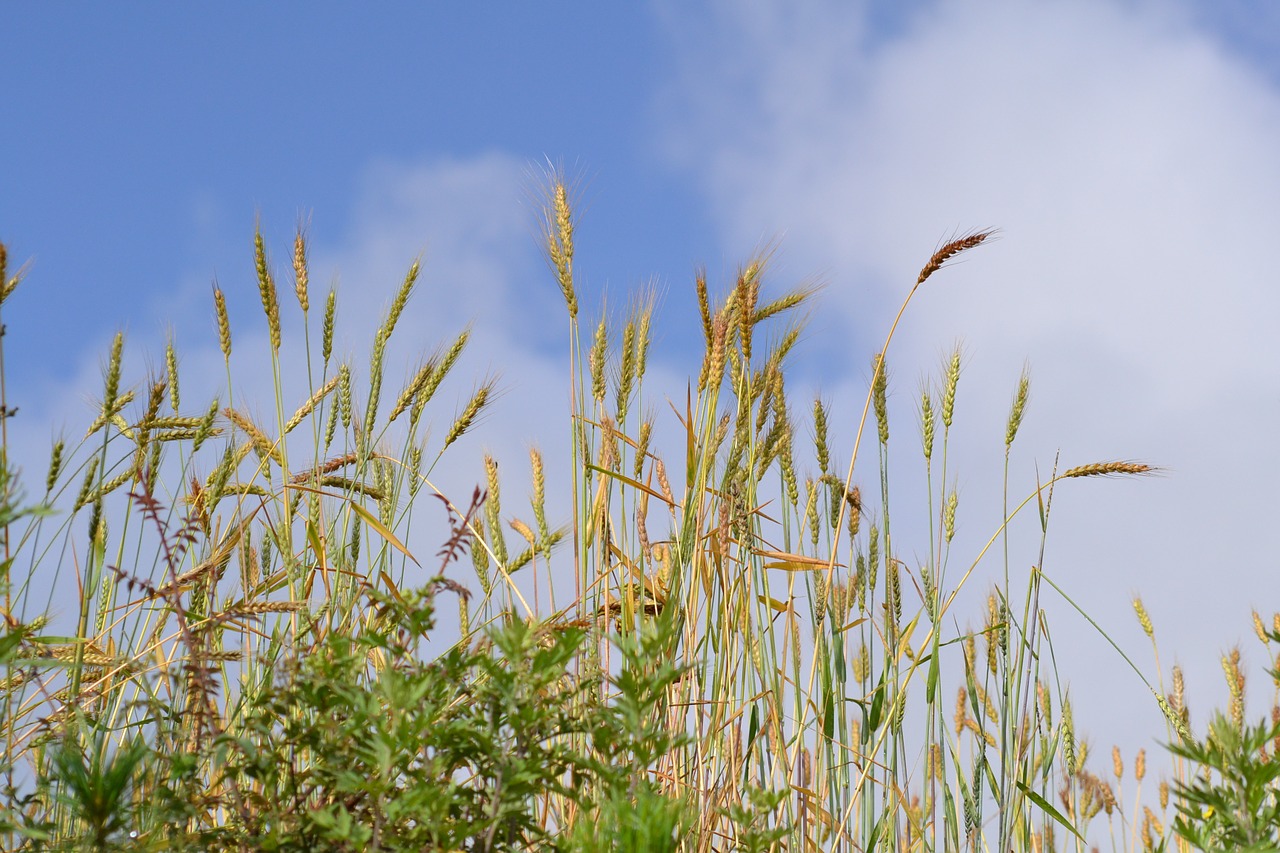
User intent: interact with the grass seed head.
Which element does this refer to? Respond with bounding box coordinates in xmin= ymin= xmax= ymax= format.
xmin=813 ymin=569 xmax=828 ymax=625
xmin=443 ymin=380 xmax=494 ymax=449
xmin=633 ymin=419 xmax=652 ymax=483
xmin=916 ymin=229 xmax=994 ymax=287
xmin=830 ymin=581 xmax=849 ymax=627
xmin=751 ymin=284 xmax=817 ymax=326
xmin=706 ymin=311 xmax=730 ymax=392
xmin=388 ymin=359 xmax=436 ymax=426
xmin=529 ymin=447 xmax=549 ymax=542
xmin=598 ymin=415 xmax=618 ymax=471
xmin=635 ymin=295 xmax=654 ymax=382
xmin=1101 ymin=780 xmax=1116 ymax=816
xmin=1224 ymin=647 xmax=1245 ymax=729
xmin=293 ymin=227 xmax=309 ymax=312
xmin=213 ymin=284 xmax=232 ymax=359
xmin=0 ymin=241 xmax=24 ymax=304
xmin=102 ymin=331 xmax=125 ymax=415
xmin=812 ymin=397 xmax=830 ymax=476
xmin=322 ymin=288 xmax=336 ymax=365
xmin=872 ymin=352 xmax=889 ymax=446
xmin=1005 ymin=365 xmax=1031 ymax=448
xmin=616 ymin=319 xmax=636 ymax=422
xmin=1061 ymin=696 xmax=1078 ymax=774
xmin=254 ymin=228 xmax=281 ymax=351
xmin=696 ymin=269 xmax=712 ymax=348
xmin=483 ymin=455 xmax=508 ymax=566
xmin=845 ymin=485 xmax=862 ymax=539
xmin=737 ymin=261 xmax=761 ymax=366
xmin=384 ymin=259 xmax=420 ymax=342
xmin=165 ymin=338 xmax=180 ymax=412
xmin=940 ymin=344 xmax=963 ymax=429
xmin=286 ymin=374 xmax=340 ymax=434
xmin=338 ymin=363 xmax=352 ymax=429
xmin=415 ymin=328 xmax=470 ymax=425
xmin=45 ymin=440 xmax=64 ymax=495
xmin=364 ymin=328 xmax=388 ymax=439
xmin=920 ymin=388 xmax=935 ymax=461
xmin=225 ymin=408 xmax=282 ymax=468
xmin=590 ymin=312 xmax=608 ymax=405
xmin=1062 ymin=461 xmax=1155 ymax=479
xmin=1133 ymin=597 xmax=1154 ymax=638
xmin=1038 ymin=680 xmax=1053 ymax=725
xmin=780 ymin=428 xmax=800 ymax=509
xmin=543 ymin=179 xmax=578 ymax=319
xmin=804 ymin=478 xmax=819 ymax=548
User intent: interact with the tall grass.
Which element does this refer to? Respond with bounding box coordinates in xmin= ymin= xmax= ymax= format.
xmin=0 ymin=187 xmax=1273 ymax=850
xmin=531 ymin=186 xmax=1167 ymax=849
xmin=0 ymin=226 xmax=502 ymax=847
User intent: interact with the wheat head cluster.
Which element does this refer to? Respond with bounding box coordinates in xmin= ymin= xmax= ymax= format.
xmin=0 ymin=180 xmax=1275 ymax=852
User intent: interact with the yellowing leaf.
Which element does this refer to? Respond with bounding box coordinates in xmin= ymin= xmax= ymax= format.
xmin=756 ymin=594 xmax=793 ymax=614
xmin=757 ymin=548 xmax=846 ymax=572
xmin=349 ymin=500 xmax=419 ymax=566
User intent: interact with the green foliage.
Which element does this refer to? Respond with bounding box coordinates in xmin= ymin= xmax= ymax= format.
xmin=46 ymin=728 xmax=149 ymax=851
xmin=1167 ymin=712 xmax=1280 ymax=853
xmin=87 ymin=577 xmax=699 ymax=852
xmin=722 ymin=786 xmax=789 ymax=853
xmin=216 ymin=595 xmax=592 ymax=850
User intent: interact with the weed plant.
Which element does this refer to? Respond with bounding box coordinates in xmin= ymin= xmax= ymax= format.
xmin=0 ymin=187 xmax=1274 ymax=850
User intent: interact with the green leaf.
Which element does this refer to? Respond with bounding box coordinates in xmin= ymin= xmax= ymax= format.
xmin=823 ymin=690 xmax=835 ymax=741
xmin=1017 ymin=780 xmax=1084 ymax=843
xmin=349 ymin=499 xmax=418 ymax=565
xmin=867 ymin=671 xmax=887 ymax=732
xmin=926 ymin=648 xmax=939 ymax=704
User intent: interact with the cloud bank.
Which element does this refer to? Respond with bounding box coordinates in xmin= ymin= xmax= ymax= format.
xmin=660 ymin=0 xmax=1280 ymax=761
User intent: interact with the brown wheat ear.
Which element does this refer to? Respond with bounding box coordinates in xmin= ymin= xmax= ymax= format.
xmin=917 ymin=229 xmax=996 ymax=287
xmin=1061 ymin=461 xmax=1158 ymax=479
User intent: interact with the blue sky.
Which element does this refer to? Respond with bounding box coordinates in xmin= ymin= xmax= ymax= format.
xmin=3 ymin=5 xmax=717 ymax=380
xmin=7 ymin=0 xmax=1280 ymax=791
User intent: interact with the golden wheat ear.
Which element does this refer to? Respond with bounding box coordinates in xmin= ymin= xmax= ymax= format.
xmin=1061 ymin=461 xmax=1157 ymax=479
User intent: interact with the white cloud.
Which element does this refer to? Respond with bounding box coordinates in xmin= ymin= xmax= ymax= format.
xmin=660 ymin=0 xmax=1280 ymax=768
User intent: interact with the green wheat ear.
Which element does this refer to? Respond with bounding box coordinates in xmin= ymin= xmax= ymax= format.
xmin=213 ymin=284 xmax=232 ymax=359
xmin=253 ymin=226 xmax=281 ymax=351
